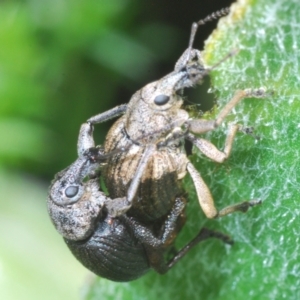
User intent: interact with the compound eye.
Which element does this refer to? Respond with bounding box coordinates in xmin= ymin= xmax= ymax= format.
xmin=65 ymin=185 xmax=79 ymax=198
xmin=154 ymin=94 xmax=170 ymax=106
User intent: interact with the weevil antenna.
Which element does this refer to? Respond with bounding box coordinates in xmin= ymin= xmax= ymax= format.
xmin=186 ymin=7 xmax=230 ymax=63
xmin=199 ymin=48 xmax=239 ymax=79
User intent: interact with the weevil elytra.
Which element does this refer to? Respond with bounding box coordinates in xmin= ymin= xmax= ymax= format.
xmin=85 ymin=7 xmax=267 ymax=223
xmin=48 ymin=123 xmax=232 ymax=282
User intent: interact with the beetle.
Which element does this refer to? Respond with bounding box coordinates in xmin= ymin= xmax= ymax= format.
xmin=85 ymin=7 xmax=267 ymax=223
xmin=47 ymin=123 xmax=232 ymax=282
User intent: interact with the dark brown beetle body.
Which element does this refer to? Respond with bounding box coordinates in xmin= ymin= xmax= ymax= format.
xmin=65 ymin=195 xmax=186 ymax=282
xmin=65 ymin=204 xmax=150 ymax=282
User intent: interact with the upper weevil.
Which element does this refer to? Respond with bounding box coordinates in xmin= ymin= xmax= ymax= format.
xmin=86 ymin=7 xmax=267 ymax=224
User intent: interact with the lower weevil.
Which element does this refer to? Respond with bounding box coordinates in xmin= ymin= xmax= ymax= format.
xmin=48 ymin=123 xmax=232 ymax=282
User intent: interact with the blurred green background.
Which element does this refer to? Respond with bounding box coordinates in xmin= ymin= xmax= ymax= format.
xmin=0 ymin=0 xmax=234 ymax=299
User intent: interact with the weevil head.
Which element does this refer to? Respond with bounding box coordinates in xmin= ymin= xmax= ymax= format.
xmin=49 ymin=155 xmax=101 ymax=206
xmin=174 ymin=48 xmax=207 ymax=89
xmin=139 ymin=72 xmax=184 ymax=112
xmin=124 ymin=48 xmax=206 ymax=141
xmin=139 ymin=49 xmax=207 ymax=112
xmin=50 ymin=175 xmax=86 ymax=206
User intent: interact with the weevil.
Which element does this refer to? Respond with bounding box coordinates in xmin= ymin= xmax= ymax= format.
xmin=85 ymin=7 xmax=267 ymax=223
xmin=48 ymin=123 xmax=232 ymax=282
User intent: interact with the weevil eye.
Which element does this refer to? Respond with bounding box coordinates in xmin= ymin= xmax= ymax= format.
xmin=65 ymin=185 xmax=79 ymax=198
xmin=154 ymin=94 xmax=170 ymax=106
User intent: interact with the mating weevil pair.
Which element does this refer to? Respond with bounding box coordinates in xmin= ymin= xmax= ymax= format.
xmin=48 ymin=7 xmax=268 ymax=282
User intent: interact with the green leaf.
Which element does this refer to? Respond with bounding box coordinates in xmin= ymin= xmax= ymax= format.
xmin=0 ymin=170 xmax=88 ymax=300
xmin=86 ymin=0 xmax=300 ymax=299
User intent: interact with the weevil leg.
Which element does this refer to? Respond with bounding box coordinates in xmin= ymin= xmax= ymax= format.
xmin=77 ymin=123 xmax=96 ymax=157
xmin=106 ymin=144 xmax=156 ymax=217
xmin=120 ymin=199 xmax=232 ymax=274
xmin=188 ymin=88 xmax=266 ymax=134
xmin=152 ymin=228 xmax=233 ymax=274
xmin=159 ymin=198 xmax=186 ymax=245
xmin=67 ymin=123 xmax=101 ymax=180
xmin=217 ymin=199 xmax=262 ymax=217
xmin=76 ymin=123 xmax=107 ymax=178
xmin=63 ymin=122 xmax=103 ymax=179
xmin=186 ymin=123 xmax=240 ymax=163
xmin=120 ymin=197 xmax=186 ymax=248
xmin=126 ymin=144 xmax=156 ymax=204
xmin=186 ymin=162 xmax=261 ymax=218
xmin=87 ymin=104 xmax=127 ymax=124
xmin=186 ymin=162 xmax=218 ymax=218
